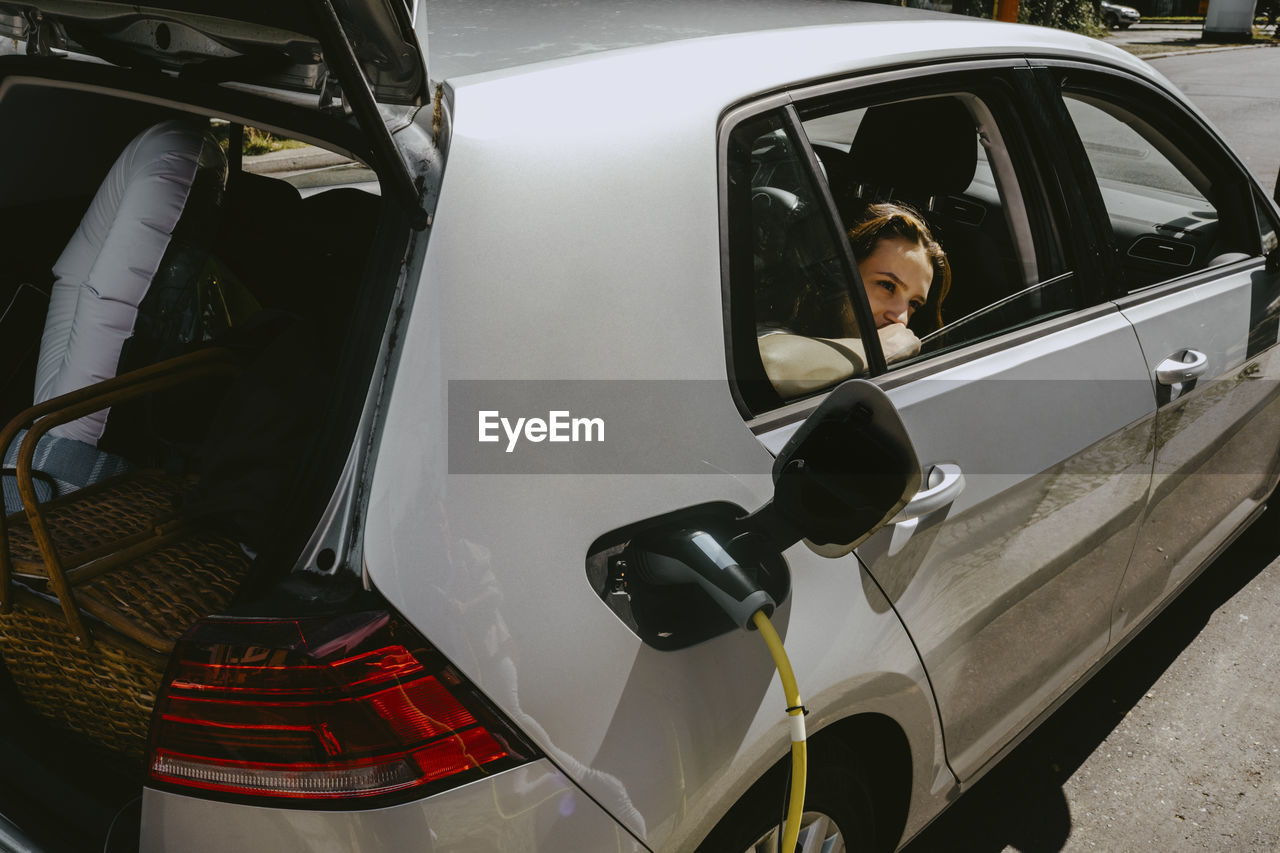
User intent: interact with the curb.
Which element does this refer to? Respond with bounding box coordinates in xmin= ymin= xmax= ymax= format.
xmin=1137 ymin=40 xmax=1277 ymax=59
xmin=242 ymin=145 xmax=350 ymax=175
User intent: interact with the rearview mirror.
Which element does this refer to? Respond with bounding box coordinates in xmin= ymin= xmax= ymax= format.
xmin=757 ymin=379 xmax=921 ymax=556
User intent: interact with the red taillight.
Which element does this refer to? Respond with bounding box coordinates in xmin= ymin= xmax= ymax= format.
xmin=148 ymin=610 xmax=535 ymax=805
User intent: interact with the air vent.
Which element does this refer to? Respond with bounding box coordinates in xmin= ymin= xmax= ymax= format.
xmin=944 ymin=197 xmax=986 ymax=227
xmin=1128 ymin=235 xmax=1194 ymax=267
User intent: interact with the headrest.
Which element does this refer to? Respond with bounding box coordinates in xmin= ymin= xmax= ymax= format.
xmin=847 ymin=97 xmax=977 ymax=197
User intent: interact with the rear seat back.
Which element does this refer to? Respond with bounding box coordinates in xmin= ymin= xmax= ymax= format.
xmin=34 ymin=120 xmax=227 ymax=446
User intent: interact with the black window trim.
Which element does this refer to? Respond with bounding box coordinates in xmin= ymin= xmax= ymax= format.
xmin=779 ymin=103 xmax=888 ymax=375
xmin=1012 ymin=66 xmax=1113 ymax=307
xmin=1110 ymin=254 xmax=1266 ymax=311
xmin=719 ymin=91 xmax=793 ymax=419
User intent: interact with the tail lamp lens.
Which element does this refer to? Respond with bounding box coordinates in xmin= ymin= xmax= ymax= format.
xmin=148 ymin=610 xmax=535 ymax=805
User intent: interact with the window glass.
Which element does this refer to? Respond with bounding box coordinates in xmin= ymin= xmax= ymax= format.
xmin=726 ymin=85 xmax=1087 ymax=414
xmin=1065 ymin=97 xmax=1204 ymax=198
xmin=1062 ymin=91 xmax=1252 ymax=291
xmin=211 ymin=121 xmax=378 ymax=193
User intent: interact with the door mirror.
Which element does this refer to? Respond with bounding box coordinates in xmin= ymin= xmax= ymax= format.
xmin=764 ymin=379 xmax=921 ymax=555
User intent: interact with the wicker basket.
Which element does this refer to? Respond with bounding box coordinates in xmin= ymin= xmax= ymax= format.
xmin=0 ymin=520 xmax=252 ymax=762
xmin=0 ymin=597 xmax=166 ymax=763
xmin=0 ymin=350 xmax=255 ymax=761
xmin=5 ymin=470 xmax=185 ymax=572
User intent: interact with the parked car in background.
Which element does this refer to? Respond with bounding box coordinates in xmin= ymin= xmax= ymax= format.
xmin=1101 ymin=0 xmax=1142 ymax=28
xmin=0 ymin=1 xmax=1276 ymax=851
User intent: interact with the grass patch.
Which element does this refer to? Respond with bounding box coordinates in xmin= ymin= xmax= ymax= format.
xmin=242 ymin=128 xmax=306 ymax=156
xmin=210 ymin=124 xmax=307 ymax=156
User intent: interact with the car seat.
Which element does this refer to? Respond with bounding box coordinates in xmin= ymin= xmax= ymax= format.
xmin=1 ymin=120 xmax=227 ymax=513
xmin=840 ymin=97 xmax=1010 ymax=332
xmin=36 ymin=119 xmax=226 ymax=444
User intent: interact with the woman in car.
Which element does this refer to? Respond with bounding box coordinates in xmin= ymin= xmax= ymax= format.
xmin=758 ymin=201 xmax=950 ymax=399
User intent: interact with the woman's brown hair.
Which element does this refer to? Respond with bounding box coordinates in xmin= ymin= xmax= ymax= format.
xmin=847 ymin=202 xmax=951 ymax=331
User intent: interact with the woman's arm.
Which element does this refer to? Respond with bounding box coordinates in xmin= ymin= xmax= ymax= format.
xmin=758 ymin=333 xmax=867 ymax=398
xmin=758 ymin=325 xmax=921 ymax=399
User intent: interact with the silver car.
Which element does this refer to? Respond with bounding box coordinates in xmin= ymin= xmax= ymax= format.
xmin=1101 ymin=0 xmax=1142 ymax=29
xmin=0 ymin=1 xmax=1276 ymax=851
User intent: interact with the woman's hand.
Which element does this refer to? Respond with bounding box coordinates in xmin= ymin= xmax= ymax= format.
xmin=878 ymin=323 xmax=921 ymax=363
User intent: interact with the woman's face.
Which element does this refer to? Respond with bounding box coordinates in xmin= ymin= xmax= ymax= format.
xmin=857 ymin=236 xmax=934 ymax=329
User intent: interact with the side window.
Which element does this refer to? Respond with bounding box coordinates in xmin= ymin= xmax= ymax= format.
xmin=726 ymin=81 xmax=1092 ymax=414
xmin=1060 ymin=85 xmax=1259 ymax=292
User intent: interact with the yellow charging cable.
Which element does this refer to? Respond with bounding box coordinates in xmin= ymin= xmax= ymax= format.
xmin=751 ymin=609 xmax=806 ymax=853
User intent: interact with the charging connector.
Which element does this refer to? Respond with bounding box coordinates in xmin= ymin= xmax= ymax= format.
xmin=628 ymin=529 xmax=775 ymax=629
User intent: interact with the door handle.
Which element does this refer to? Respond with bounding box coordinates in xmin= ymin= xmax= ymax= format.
xmin=891 ymin=463 xmax=965 ymax=524
xmin=884 ymin=463 xmax=964 ymax=556
xmin=1155 ymin=349 xmax=1209 ymax=385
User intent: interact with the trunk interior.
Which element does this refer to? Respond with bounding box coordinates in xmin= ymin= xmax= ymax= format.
xmin=0 ymin=62 xmax=402 ymax=848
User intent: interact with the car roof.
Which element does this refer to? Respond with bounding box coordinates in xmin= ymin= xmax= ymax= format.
xmin=423 ymin=0 xmax=949 ymax=80
xmin=424 ymin=0 xmax=1157 ymax=84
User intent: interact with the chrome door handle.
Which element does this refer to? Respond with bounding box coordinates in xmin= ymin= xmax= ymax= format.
xmin=1155 ymin=349 xmax=1209 ymax=385
xmin=892 ymin=463 xmax=965 ymax=524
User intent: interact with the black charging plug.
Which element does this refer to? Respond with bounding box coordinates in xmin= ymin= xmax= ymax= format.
xmin=626 ymin=529 xmax=775 ymax=630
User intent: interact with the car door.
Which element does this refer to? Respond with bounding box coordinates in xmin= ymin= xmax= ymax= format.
xmin=1039 ymin=63 xmax=1280 ymax=644
xmin=727 ymin=63 xmax=1157 ymax=783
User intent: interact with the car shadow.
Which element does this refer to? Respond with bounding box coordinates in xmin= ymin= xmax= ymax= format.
xmin=900 ymin=501 xmax=1280 ymax=853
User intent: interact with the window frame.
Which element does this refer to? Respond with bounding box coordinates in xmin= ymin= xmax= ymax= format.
xmin=720 ymin=59 xmax=1089 ymax=419
xmin=780 ymin=102 xmax=888 ymax=373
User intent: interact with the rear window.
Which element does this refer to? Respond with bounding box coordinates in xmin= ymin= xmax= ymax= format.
xmin=212 ymin=122 xmax=379 ymax=194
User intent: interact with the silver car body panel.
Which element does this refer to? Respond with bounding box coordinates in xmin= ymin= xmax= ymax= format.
xmin=3 ymin=1 xmax=1272 ymax=851
xmin=757 ymin=306 xmax=1159 ymax=782
xmin=1112 ymin=262 xmax=1280 ymax=638
xmin=420 ymin=0 xmax=1153 ymax=85
xmin=92 ymin=8 xmax=1239 ymax=853
xmin=141 ymin=759 xmax=641 ymax=852
xmin=360 ymin=16 xmax=1164 ymax=851
xmin=854 ymin=311 xmax=1156 ymax=780
xmin=422 ymin=0 xmax=952 ymax=81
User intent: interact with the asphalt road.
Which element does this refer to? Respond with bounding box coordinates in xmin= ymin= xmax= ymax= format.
xmin=1147 ymin=48 xmax=1280 ymax=197
xmin=899 ymin=46 xmax=1280 ymax=853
